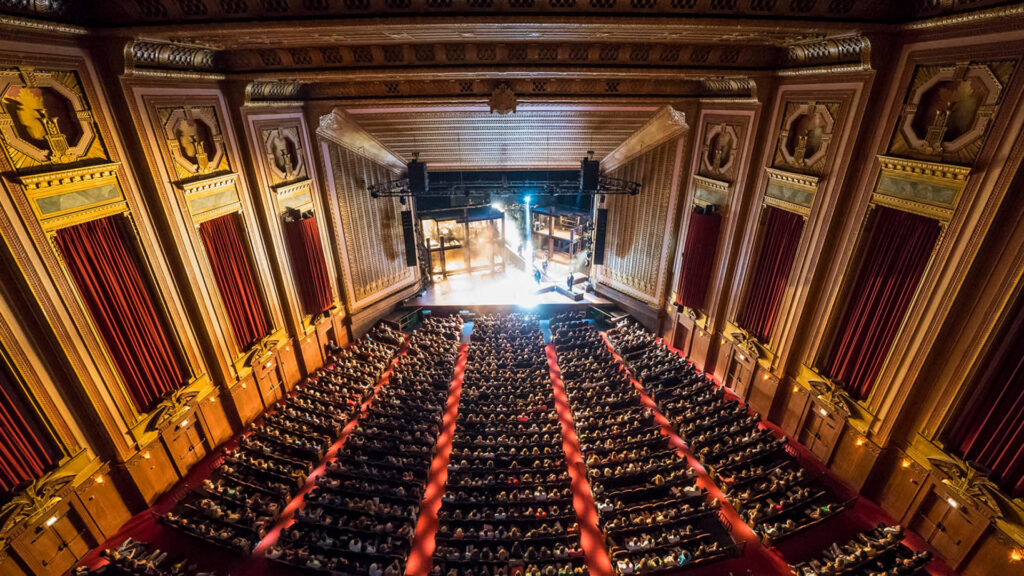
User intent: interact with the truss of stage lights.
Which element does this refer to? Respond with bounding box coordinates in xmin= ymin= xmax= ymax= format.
xmin=368 ymin=175 xmax=641 ymax=198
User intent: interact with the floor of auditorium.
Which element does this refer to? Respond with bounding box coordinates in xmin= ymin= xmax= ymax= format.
xmin=77 ymin=312 xmax=957 ymax=576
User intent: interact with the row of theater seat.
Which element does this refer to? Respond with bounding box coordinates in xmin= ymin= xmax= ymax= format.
xmin=160 ymin=322 xmax=405 ymax=552
xmin=550 ymin=313 xmax=737 ymax=575
xmin=433 ymin=313 xmax=586 ymax=576
xmin=605 ymin=321 xmax=847 ymax=546
xmin=74 ymin=538 xmax=216 ymax=576
xmin=270 ymin=315 xmax=464 ymax=576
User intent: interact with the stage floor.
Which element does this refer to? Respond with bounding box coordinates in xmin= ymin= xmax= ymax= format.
xmin=406 ymin=268 xmax=610 ymax=307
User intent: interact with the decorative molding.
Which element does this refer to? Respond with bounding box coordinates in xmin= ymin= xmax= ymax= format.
xmin=246 ymin=80 xmax=309 ymax=102
xmin=316 ymin=109 xmax=407 ymax=173
xmin=928 ymin=453 xmax=1006 ymax=517
xmin=776 ymin=63 xmax=874 ymax=77
xmin=488 ymin=82 xmax=517 ymax=115
xmin=0 ymin=470 xmax=76 ymax=543
xmin=784 ymin=35 xmax=871 ymax=68
xmin=602 ymin=105 xmax=688 ymax=172
xmin=871 ymin=155 xmax=970 ymax=222
xmin=773 ymin=100 xmax=838 ymax=176
xmin=764 ymin=167 xmax=818 ymax=217
xmin=0 ymin=14 xmax=86 ymax=36
xmin=906 ymin=3 xmax=1024 ymax=30
xmin=692 ymin=174 xmax=729 ymax=209
xmin=158 ymin=105 xmax=229 ymax=180
xmin=125 ymin=40 xmax=217 ymax=72
xmin=699 ymin=121 xmax=741 ymax=181
xmin=700 ymin=76 xmax=757 ymax=98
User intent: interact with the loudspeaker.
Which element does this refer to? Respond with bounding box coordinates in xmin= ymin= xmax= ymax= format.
xmin=401 ymin=210 xmax=417 ymax=267
xmin=408 ymin=160 xmax=428 ymax=195
xmin=593 ymin=208 xmax=608 ymax=265
xmin=580 ymin=158 xmax=600 ymax=193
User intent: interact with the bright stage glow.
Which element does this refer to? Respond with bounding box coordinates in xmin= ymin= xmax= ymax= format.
xmin=524 ymin=195 xmax=532 ymax=204
xmin=408 ymin=268 xmax=606 ymax=307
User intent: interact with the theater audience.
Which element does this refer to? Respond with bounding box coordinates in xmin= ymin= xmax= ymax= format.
xmin=791 ymin=524 xmax=931 ymax=576
xmin=162 ymin=322 xmax=405 ymax=552
xmin=605 ymin=321 xmax=847 ymax=545
xmin=550 ymin=313 xmax=736 ymax=575
xmin=433 ymin=313 xmax=587 ymax=576
xmin=273 ymin=315 xmax=463 ymax=574
xmin=73 ymin=538 xmax=216 ymax=576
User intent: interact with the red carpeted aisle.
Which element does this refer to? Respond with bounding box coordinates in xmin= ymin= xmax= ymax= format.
xmin=76 ymin=342 xmax=409 ymax=576
xmin=406 ymin=343 xmax=469 ymax=576
xmin=545 ymin=343 xmax=615 ymax=576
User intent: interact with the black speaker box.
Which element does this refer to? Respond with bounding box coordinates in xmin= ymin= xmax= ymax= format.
xmin=580 ymin=158 xmax=600 ymax=192
xmin=401 ymin=210 xmax=417 ymax=266
xmin=593 ymin=207 xmax=608 ymax=265
xmin=408 ymin=160 xmax=428 ymax=195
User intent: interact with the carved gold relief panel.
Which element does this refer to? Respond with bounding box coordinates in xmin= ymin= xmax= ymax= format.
xmin=888 ymin=60 xmax=1017 ymax=166
xmin=156 ymin=104 xmax=229 ymax=181
xmin=262 ymin=126 xmax=307 ymax=187
xmin=0 ymin=66 xmax=109 ymax=172
xmin=772 ymin=101 xmax=840 ymax=177
xmin=698 ymin=120 xmax=743 ymax=183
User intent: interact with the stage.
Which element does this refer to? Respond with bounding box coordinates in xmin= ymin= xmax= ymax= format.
xmin=403 ymin=267 xmax=611 ymax=312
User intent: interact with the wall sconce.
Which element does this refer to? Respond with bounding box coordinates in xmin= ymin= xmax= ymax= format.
xmin=762 ymin=373 xmax=770 ymax=380
xmin=209 ymin=396 xmax=217 ymax=403
xmin=179 ymin=419 xmax=189 ymax=428
xmin=265 ymin=362 xmax=273 ymax=369
xmin=94 ymin=475 xmax=104 ymax=484
xmin=142 ymin=451 xmax=151 ymax=460
xmin=720 ymin=338 xmax=726 ymax=345
xmin=792 ymin=385 xmax=800 ymax=393
xmin=241 ymin=383 xmax=247 ymax=389
xmin=738 ymin=354 xmax=746 ymax=362
xmin=901 ymin=458 xmax=912 ymax=468
xmin=819 ymin=408 xmax=829 ymax=417
xmin=855 ymin=437 xmax=867 ymax=447
xmin=45 ymin=516 xmax=58 ymax=527
xmin=946 ymin=497 xmax=959 ymax=509
xmin=1010 ymin=548 xmax=1023 ymax=562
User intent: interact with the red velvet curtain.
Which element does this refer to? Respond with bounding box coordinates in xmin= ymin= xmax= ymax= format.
xmin=944 ymin=298 xmax=1024 ymax=498
xmin=199 ymin=214 xmax=270 ymax=351
xmin=737 ymin=206 xmax=805 ymax=342
xmin=284 ymin=216 xmax=333 ymax=316
xmin=54 ymin=217 xmax=186 ymax=413
xmin=822 ymin=206 xmax=941 ymax=400
xmin=1 ymin=359 xmax=60 ymax=496
xmin=675 ymin=208 xmax=722 ymax=311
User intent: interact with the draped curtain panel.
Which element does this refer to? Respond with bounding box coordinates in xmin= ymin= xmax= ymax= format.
xmin=675 ymin=208 xmax=722 ymax=311
xmin=1 ymin=359 xmax=61 ymax=495
xmin=944 ymin=299 xmax=1024 ymax=498
xmin=199 ymin=214 xmax=271 ymax=351
xmin=284 ymin=216 xmax=333 ymax=316
xmin=737 ymin=206 xmax=805 ymax=342
xmin=822 ymin=206 xmax=941 ymax=400
xmin=55 ymin=217 xmax=187 ymax=413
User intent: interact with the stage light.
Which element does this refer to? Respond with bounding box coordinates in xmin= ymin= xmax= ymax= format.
xmin=524 ymin=195 xmax=532 ymax=204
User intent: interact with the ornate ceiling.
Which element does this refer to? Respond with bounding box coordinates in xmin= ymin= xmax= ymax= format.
xmin=340 ymin=102 xmax=660 ymax=169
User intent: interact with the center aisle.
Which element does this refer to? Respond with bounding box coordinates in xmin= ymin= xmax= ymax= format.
xmin=406 ymin=342 xmax=470 ymax=576
xmin=545 ymin=343 xmax=615 ymax=576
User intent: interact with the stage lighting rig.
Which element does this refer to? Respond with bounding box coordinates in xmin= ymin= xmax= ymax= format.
xmin=367 ymin=155 xmax=641 ymax=199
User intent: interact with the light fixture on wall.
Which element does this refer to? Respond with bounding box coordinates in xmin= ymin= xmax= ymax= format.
xmin=855 ymin=437 xmax=867 ymax=447
xmin=901 ymin=458 xmax=912 ymax=468
xmin=1010 ymin=548 xmax=1023 ymax=562
xmin=946 ymin=497 xmax=959 ymax=509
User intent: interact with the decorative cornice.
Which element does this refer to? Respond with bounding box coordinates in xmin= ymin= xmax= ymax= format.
xmin=125 ymin=40 xmax=217 ymax=72
xmin=316 ymin=109 xmax=407 ymax=173
xmin=0 ymin=14 xmax=86 ymax=36
xmin=784 ymin=34 xmax=871 ymax=68
xmin=602 ymin=105 xmax=688 ymax=171
xmin=17 ymin=162 xmax=121 ymax=191
xmin=764 ymin=167 xmax=820 ymax=190
xmin=776 ymin=62 xmax=873 ymax=77
xmin=246 ymin=80 xmax=309 ymax=102
xmin=175 ymin=171 xmax=239 ymax=195
xmin=123 ymin=68 xmax=226 ymax=81
xmin=927 ymin=453 xmax=1006 ymax=516
xmin=906 ymin=3 xmax=1024 ymax=30
xmin=0 ymin=470 xmax=77 ymax=543
xmin=876 ymin=155 xmax=971 ymax=182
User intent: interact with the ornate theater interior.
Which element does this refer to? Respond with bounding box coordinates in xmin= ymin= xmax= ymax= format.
xmin=2 ymin=2 xmax=1024 ymax=576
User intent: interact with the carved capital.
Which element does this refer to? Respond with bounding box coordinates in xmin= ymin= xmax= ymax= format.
xmin=125 ymin=40 xmax=218 ymax=71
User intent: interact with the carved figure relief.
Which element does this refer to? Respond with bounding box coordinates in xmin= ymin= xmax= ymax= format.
xmin=262 ymin=127 xmax=306 ymax=184
xmin=0 ymin=66 xmax=105 ymax=170
xmin=889 ymin=60 xmax=1016 ymax=165
xmin=159 ymin=105 xmax=227 ymax=180
xmin=773 ymin=101 xmax=838 ymax=176
xmin=488 ymin=83 xmax=517 ymax=115
xmin=699 ymin=121 xmax=740 ymax=181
